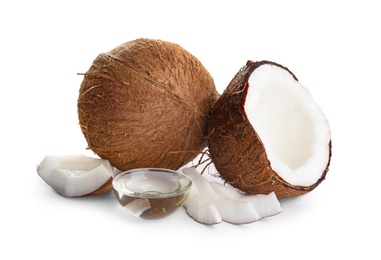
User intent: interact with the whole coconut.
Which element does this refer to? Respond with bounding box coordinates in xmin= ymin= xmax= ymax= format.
xmin=78 ymin=38 xmax=217 ymax=171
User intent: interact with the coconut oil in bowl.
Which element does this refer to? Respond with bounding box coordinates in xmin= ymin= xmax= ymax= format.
xmin=112 ymin=168 xmax=192 ymax=219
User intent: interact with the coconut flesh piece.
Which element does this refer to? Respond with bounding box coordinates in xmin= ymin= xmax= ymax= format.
xmin=183 ymin=167 xmax=255 ymax=224
xmin=210 ymin=182 xmax=282 ymax=218
xmin=245 ymin=64 xmax=331 ymax=187
xmin=182 ymin=172 xmax=221 ymax=224
xmin=183 ymin=167 xmax=261 ymax=224
xmin=182 ymin=167 xmax=280 ymax=225
xmin=37 ymin=155 xmax=114 ymax=197
xmin=207 ymin=61 xmax=332 ymax=199
xmin=183 ymin=168 xmax=222 ymax=225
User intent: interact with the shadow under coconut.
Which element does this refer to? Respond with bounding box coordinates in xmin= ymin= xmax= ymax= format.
xmin=59 ymin=191 xmax=121 ymax=212
xmin=278 ymin=193 xmax=316 ymax=216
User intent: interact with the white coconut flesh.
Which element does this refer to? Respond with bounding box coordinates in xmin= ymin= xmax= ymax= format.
xmin=245 ymin=64 xmax=331 ymax=186
xmin=182 ymin=167 xmax=281 ymax=225
xmin=210 ymin=182 xmax=282 ymax=218
xmin=37 ymin=155 xmax=114 ymax=197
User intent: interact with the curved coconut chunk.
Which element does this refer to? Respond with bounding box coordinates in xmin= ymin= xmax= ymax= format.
xmin=210 ymin=182 xmax=282 ymax=218
xmin=185 ymin=195 xmax=222 ymax=225
xmin=242 ymin=192 xmax=282 ymax=218
xmin=210 ymin=181 xmax=246 ymax=198
xmin=213 ymin=197 xmax=261 ymax=224
xmin=37 ymin=155 xmax=114 ymax=197
xmin=182 ymin=168 xmax=217 ymax=196
xmin=245 ymin=64 xmax=331 ymax=186
xmin=182 ymin=168 xmax=222 ymax=224
xmin=182 ymin=168 xmax=261 ymax=224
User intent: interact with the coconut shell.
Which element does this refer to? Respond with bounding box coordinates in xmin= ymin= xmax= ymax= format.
xmin=78 ymin=39 xmax=217 ymax=171
xmin=83 ymin=177 xmax=113 ymax=197
xmin=207 ymin=60 xmax=331 ymax=199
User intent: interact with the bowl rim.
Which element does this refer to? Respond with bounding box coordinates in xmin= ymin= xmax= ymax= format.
xmin=112 ymin=167 xmax=192 ymax=198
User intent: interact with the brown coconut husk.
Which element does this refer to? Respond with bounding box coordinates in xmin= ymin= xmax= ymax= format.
xmin=78 ymin=39 xmax=217 ymax=171
xmin=82 ymin=177 xmax=113 ymax=197
xmin=207 ymin=60 xmax=331 ymax=199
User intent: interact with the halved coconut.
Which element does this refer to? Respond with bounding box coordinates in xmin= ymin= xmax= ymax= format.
xmin=37 ymin=155 xmax=114 ymax=197
xmin=207 ymin=60 xmax=331 ymax=199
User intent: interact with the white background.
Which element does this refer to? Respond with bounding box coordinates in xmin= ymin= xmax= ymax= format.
xmin=1 ymin=0 xmax=380 ymax=259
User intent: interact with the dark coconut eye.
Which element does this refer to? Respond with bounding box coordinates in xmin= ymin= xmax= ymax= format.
xmin=207 ymin=60 xmax=331 ymax=199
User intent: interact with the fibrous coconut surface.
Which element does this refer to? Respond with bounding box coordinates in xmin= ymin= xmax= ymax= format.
xmin=208 ymin=60 xmax=331 ymax=199
xmin=78 ymin=39 xmax=217 ymax=171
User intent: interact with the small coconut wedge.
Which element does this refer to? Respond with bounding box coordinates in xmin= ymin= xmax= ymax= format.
xmin=37 ymin=155 xmax=114 ymax=197
xmin=208 ymin=60 xmax=332 ymax=199
xmin=183 ymin=172 xmax=222 ymax=225
xmin=185 ymin=195 xmax=222 ymax=225
xmin=183 ymin=167 xmax=261 ymax=224
xmin=210 ymin=182 xmax=282 ymax=218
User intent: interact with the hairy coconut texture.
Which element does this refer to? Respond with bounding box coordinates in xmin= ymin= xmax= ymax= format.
xmin=78 ymin=39 xmax=217 ymax=171
xmin=207 ymin=60 xmax=331 ymax=199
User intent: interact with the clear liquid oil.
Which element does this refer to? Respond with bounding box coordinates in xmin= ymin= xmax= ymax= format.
xmin=113 ymin=169 xmax=191 ymax=219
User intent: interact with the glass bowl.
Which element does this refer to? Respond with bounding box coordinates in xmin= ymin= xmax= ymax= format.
xmin=112 ymin=168 xmax=192 ymax=219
